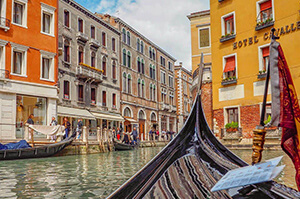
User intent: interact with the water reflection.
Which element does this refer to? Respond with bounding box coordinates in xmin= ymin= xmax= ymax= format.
xmin=232 ymin=149 xmax=297 ymax=189
xmin=0 ymin=147 xmax=163 ymax=198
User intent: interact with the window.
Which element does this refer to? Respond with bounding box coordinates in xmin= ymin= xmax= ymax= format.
xmin=41 ymin=57 xmax=50 ymax=79
xmin=138 ymin=79 xmax=141 ymax=97
xmin=63 ymin=81 xmax=70 ymax=99
xmin=141 ymin=80 xmax=144 ymax=98
xmin=261 ymin=46 xmax=269 ymax=71
xmin=127 ymin=51 xmax=131 ymax=68
xmin=122 ymin=28 xmax=126 ymax=43
xmin=102 ymin=57 xmax=106 ymax=76
xmin=91 ymin=52 xmax=96 ymax=67
xmin=140 ymin=41 xmax=144 ymax=54
xmin=161 ymin=71 xmax=166 ymax=84
xmin=102 ymin=91 xmax=106 ymax=106
xmin=183 ymin=82 xmax=187 ymax=95
xmin=137 ymin=57 xmax=141 ymax=73
xmin=78 ymin=18 xmax=83 ymax=33
xmin=91 ymin=88 xmax=96 ymax=104
xmin=127 ymin=74 xmax=131 ymax=94
xmin=153 ymin=86 xmax=156 ymax=101
xmin=41 ymin=3 xmax=55 ymax=36
xmin=169 ymin=76 xmax=173 ymax=88
xmin=168 ymin=61 xmax=173 ymax=71
xmin=223 ymin=55 xmax=236 ymax=79
xmin=64 ymin=10 xmax=69 ymax=27
xmin=91 ymin=26 xmax=95 ymax=39
xmin=149 ymin=47 xmax=152 ymax=59
xmin=13 ymin=1 xmax=26 ymax=26
xmin=169 ymin=95 xmax=174 ymax=106
xmin=78 ymin=85 xmax=84 ymax=102
xmin=64 ymin=40 xmax=70 ymax=63
xmin=137 ymin=38 xmax=140 ymax=51
xmin=112 ymin=93 xmax=116 ymax=108
xmin=112 ymin=61 xmax=116 ymax=79
xmin=102 ymin=32 xmax=106 ymax=46
xmin=152 ymin=50 xmax=155 ymax=60
xmin=127 ymin=31 xmax=130 ymax=45
xmin=150 ymin=84 xmax=152 ymax=100
xmin=258 ymin=0 xmax=273 ymax=23
xmin=199 ymin=28 xmax=210 ymax=48
xmin=124 ymin=107 xmax=131 ymax=117
xmin=160 ymin=56 xmax=165 ymax=67
xmin=13 ymin=51 xmax=23 ymax=75
xmin=122 ymin=49 xmax=126 ymax=66
xmin=112 ymin=38 xmax=116 ymax=51
xmin=123 ymin=73 xmax=127 ymax=92
xmin=153 ymin=66 xmax=155 ymax=79
xmin=150 ymin=64 xmax=153 ymax=78
xmin=223 ymin=14 xmax=234 ymax=35
xmin=226 ymin=107 xmax=239 ymax=124
xmin=78 ymin=46 xmax=84 ymax=64
xmin=141 ymin=59 xmax=144 ymax=74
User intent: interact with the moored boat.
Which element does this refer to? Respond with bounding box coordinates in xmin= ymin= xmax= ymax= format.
xmin=113 ymin=139 xmax=138 ymax=151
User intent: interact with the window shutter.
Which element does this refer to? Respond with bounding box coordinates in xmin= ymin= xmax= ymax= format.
xmin=260 ymin=0 xmax=272 ymax=11
xmin=224 ymin=56 xmax=235 ymax=72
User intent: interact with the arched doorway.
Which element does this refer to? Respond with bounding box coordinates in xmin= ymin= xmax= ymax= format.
xmin=123 ymin=107 xmax=132 ymax=132
xmin=150 ymin=112 xmax=157 ymax=131
xmin=138 ymin=110 xmax=145 ymax=141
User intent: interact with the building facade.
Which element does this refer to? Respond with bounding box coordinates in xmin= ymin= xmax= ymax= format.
xmin=175 ymin=63 xmax=192 ymax=132
xmin=0 ymin=0 xmax=58 ymax=140
xmin=58 ymin=0 xmax=122 ymax=134
xmin=210 ymin=0 xmax=300 ymax=138
xmin=187 ymin=10 xmax=213 ymax=129
xmin=98 ymin=14 xmax=177 ymax=140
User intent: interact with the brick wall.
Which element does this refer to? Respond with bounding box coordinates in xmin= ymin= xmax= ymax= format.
xmin=201 ymin=82 xmax=213 ymax=130
xmin=213 ymin=108 xmax=224 ymax=137
xmin=240 ymin=104 xmax=260 ymax=138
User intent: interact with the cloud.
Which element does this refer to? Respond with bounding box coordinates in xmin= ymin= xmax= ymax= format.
xmin=76 ymin=0 xmax=209 ymax=70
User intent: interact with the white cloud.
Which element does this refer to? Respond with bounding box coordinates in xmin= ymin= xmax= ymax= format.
xmin=90 ymin=0 xmax=209 ymax=70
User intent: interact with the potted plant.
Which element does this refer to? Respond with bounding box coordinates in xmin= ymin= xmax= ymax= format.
xmin=225 ymin=121 xmax=239 ymax=132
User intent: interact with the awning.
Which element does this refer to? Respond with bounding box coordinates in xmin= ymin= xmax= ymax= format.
xmin=92 ymin=112 xmax=124 ymax=122
xmin=125 ymin=118 xmax=138 ymax=124
xmin=260 ymin=0 xmax=271 ymax=11
xmin=57 ymin=106 xmax=95 ymax=120
xmin=224 ymin=56 xmax=235 ymax=73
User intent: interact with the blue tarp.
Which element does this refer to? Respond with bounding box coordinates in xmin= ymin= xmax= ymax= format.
xmin=0 ymin=140 xmax=32 ymax=150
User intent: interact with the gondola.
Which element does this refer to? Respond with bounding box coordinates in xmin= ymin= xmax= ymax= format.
xmin=108 ymin=94 xmax=300 ymax=198
xmin=0 ymin=134 xmax=75 ymax=161
xmin=113 ymin=139 xmax=138 ymax=151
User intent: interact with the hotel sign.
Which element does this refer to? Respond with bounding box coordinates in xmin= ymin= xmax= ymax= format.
xmin=233 ymin=21 xmax=300 ymax=50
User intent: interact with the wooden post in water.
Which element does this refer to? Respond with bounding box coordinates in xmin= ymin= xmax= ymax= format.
xmin=83 ymin=126 xmax=88 ymax=152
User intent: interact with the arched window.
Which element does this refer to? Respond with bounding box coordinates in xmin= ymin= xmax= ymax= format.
xmin=137 ymin=57 xmax=141 ymax=73
xmin=152 ymin=49 xmax=155 ymax=60
xmin=153 ymin=65 xmax=156 ymax=80
xmin=127 ymin=31 xmax=130 ymax=45
xmin=150 ymin=84 xmax=153 ymax=100
xmin=149 ymin=47 xmax=152 ymax=59
xmin=102 ymin=56 xmax=106 ymax=76
xmin=138 ymin=110 xmax=145 ymax=120
xmin=91 ymin=51 xmax=96 ymax=67
xmin=127 ymin=74 xmax=131 ymax=93
xmin=123 ymin=73 xmax=127 ymax=92
xmin=122 ymin=28 xmax=126 ymax=43
xmin=78 ymin=46 xmax=84 ymax=64
xmin=149 ymin=64 xmax=152 ymax=78
xmin=124 ymin=107 xmax=131 ymax=117
xmin=137 ymin=38 xmax=140 ymax=51
xmin=141 ymin=80 xmax=144 ymax=98
xmin=127 ymin=51 xmax=131 ymax=68
xmin=141 ymin=59 xmax=145 ymax=74
xmin=122 ymin=49 xmax=126 ymax=66
xmin=112 ymin=61 xmax=116 ymax=80
xmin=153 ymin=85 xmax=156 ymax=101
xmin=137 ymin=79 xmax=141 ymax=97
xmin=151 ymin=112 xmax=156 ymax=122
xmin=64 ymin=40 xmax=70 ymax=63
xmin=140 ymin=41 xmax=144 ymax=54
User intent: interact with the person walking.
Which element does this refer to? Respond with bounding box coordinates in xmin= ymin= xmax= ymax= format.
xmin=50 ymin=117 xmax=57 ymax=142
xmin=76 ymin=119 xmax=83 ymax=139
xmin=131 ymin=127 xmax=138 ymax=144
xmin=62 ymin=117 xmax=70 ymax=139
xmin=116 ymin=127 xmax=121 ymax=140
xmin=162 ymin=129 xmax=166 ymax=141
xmin=26 ymin=114 xmax=34 ymax=125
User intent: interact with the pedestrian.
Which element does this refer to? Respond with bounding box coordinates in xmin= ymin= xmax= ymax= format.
xmin=155 ymin=129 xmax=159 ymax=141
xmin=122 ymin=131 xmax=130 ymax=144
xmin=76 ymin=119 xmax=83 ymax=139
xmin=50 ymin=117 xmax=57 ymax=142
xmin=162 ymin=129 xmax=166 ymax=141
xmin=112 ymin=127 xmax=116 ymax=139
xmin=26 ymin=114 xmax=34 ymax=125
xmin=131 ymin=127 xmax=138 ymax=143
xmin=62 ymin=117 xmax=70 ymax=139
xmin=116 ymin=127 xmax=121 ymax=140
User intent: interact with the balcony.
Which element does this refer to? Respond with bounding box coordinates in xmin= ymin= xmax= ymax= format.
xmin=0 ymin=17 xmax=10 ymax=31
xmin=0 ymin=69 xmax=9 ymax=82
xmin=90 ymin=38 xmax=100 ymax=48
xmin=76 ymin=32 xmax=89 ymax=42
xmin=221 ymin=77 xmax=237 ymax=86
xmin=170 ymin=105 xmax=177 ymax=113
xmin=159 ymin=102 xmax=170 ymax=111
xmin=76 ymin=63 xmax=103 ymax=83
xmin=220 ymin=34 xmax=236 ymax=43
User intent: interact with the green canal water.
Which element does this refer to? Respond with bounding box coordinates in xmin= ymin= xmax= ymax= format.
xmin=0 ymin=148 xmax=297 ymax=198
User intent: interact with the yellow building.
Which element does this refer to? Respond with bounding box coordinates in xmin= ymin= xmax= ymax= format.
xmin=210 ymin=0 xmax=300 ymax=137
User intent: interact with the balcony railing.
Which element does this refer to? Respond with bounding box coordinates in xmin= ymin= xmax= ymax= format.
xmin=0 ymin=69 xmax=9 ymax=79
xmin=90 ymin=38 xmax=101 ymax=48
xmin=76 ymin=32 xmax=89 ymax=42
xmin=0 ymin=17 xmax=10 ymax=31
xmin=76 ymin=63 xmax=103 ymax=82
xmin=255 ymin=8 xmax=274 ymax=31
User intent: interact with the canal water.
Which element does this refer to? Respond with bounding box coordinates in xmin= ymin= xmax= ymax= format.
xmin=0 ymin=147 xmax=297 ymax=198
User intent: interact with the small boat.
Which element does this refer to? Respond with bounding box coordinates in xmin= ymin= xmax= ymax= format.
xmin=0 ymin=131 xmax=75 ymax=161
xmin=108 ymin=94 xmax=300 ymax=198
xmin=113 ymin=139 xmax=137 ymax=151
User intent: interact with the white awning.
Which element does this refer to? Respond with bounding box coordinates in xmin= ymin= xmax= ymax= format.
xmin=125 ymin=118 xmax=138 ymax=124
xmin=57 ymin=106 xmax=95 ymax=120
xmin=92 ymin=112 xmax=124 ymax=122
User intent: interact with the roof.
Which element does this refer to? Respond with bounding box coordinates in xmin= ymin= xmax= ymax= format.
xmin=187 ymin=9 xmax=210 ymax=19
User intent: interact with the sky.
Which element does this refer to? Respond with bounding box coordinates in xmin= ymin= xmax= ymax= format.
xmin=75 ymin=0 xmax=209 ymax=70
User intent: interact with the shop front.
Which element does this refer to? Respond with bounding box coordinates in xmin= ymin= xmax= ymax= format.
xmin=91 ymin=112 xmax=124 ymax=133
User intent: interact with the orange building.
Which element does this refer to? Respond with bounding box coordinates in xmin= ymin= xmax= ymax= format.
xmin=0 ymin=0 xmax=58 ymax=140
